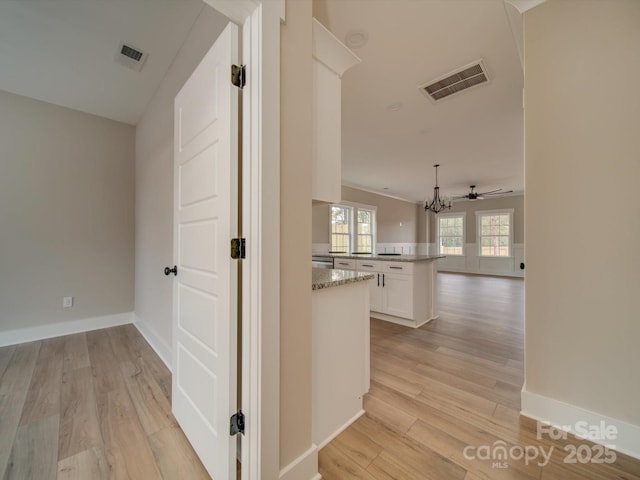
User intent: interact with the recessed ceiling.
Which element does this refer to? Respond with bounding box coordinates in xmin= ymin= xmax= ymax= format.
xmin=0 ymin=0 xmax=210 ymax=125
xmin=318 ymin=0 xmax=525 ymax=202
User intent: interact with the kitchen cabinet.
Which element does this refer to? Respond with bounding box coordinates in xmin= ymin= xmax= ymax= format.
xmin=383 ymin=272 xmax=413 ymax=318
xmin=357 ymin=260 xmax=413 ymax=320
xmin=381 ymin=262 xmax=415 ymax=319
xmin=355 ymin=260 xmax=383 ymax=312
xmin=333 ymin=258 xmax=356 ymax=270
xmin=355 ymin=258 xmax=437 ymax=328
xmin=366 ymin=274 xmax=384 ymax=312
xmin=311 ymin=19 xmax=361 ymax=204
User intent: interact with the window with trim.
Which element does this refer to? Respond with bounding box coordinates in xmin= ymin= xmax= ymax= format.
xmin=330 ymin=203 xmax=376 ymax=253
xmin=437 ymin=213 xmax=465 ymax=255
xmin=330 ymin=205 xmax=351 ymax=253
xmin=477 ymin=209 xmax=513 ymax=257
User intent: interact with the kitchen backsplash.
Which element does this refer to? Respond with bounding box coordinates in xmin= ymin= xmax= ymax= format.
xmin=312 ymin=243 xmax=431 ymax=255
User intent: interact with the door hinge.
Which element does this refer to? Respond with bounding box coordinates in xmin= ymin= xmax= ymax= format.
xmin=231 ymin=238 xmax=246 ymax=259
xmin=231 ymin=64 xmax=246 ymax=89
xmin=230 ymin=410 xmax=245 ymax=436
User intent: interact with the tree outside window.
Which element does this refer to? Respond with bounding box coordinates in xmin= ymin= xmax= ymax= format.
xmin=438 ymin=214 xmax=465 ymax=255
xmin=330 ymin=204 xmax=376 ymax=254
xmin=477 ymin=210 xmax=512 ymax=257
xmin=356 ymin=208 xmax=375 ymax=253
xmin=330 ymin=205 xmax=350 ymax=253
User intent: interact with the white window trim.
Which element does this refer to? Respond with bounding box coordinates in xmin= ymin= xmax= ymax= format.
xmin=476 ymin=208 xmax=514 ymax=258
xmin=436 ymin=212 xmax=466 ymax=256
xmin=329 ymin=204 xmax=352 ymax=253
xmin=329 ymin=202 xmax=377 ymax=254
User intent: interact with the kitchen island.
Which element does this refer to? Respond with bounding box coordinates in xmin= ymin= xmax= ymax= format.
xmin=330 ymin=253 xmax=444 ymax=328
xmin=311 ymin=268 xmax=373 ymax=448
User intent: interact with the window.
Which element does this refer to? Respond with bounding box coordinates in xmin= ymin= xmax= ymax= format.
xmin=437 ymin=213 xmax=465 ymax=255
xmin=330 ymin=203 xmax=376 ymax=253
xmin=330 ymin=205 xmax=351 ymax=253
xmin=477 ymin=209 xmax=513 ymax=257
xmin=356 ymin=208 xmax=375 ymax=253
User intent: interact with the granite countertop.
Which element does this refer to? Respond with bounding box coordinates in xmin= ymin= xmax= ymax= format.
xmin=312 ymin=268 xmax=375 ymax=291
xmin=328 ymin=253 xmax=445 ymax=263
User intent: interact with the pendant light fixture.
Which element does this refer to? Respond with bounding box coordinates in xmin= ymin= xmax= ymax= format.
xmin=424 ymin=164 xmax=452 ymax=214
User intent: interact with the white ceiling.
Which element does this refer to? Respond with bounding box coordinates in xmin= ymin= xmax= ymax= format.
xmin=0 ymin=0 xmax=208 ymax=125
xmin=0 ymin=0 xmax=524 ymax=201
xmin=319 ymin=0 xmax=525 ymax=203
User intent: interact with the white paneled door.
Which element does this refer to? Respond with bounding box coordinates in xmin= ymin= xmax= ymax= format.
xmin=172 ymin=22 xmax=239 ymax=480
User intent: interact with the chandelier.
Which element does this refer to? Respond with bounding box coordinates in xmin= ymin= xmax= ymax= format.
xmin=424 ymin=164 xmax=452 ymax=214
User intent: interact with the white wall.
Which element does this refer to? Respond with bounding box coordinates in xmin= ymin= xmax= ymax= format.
xmin=134 ymin=6 xmax=228 ymax=361
xmin=523 ymin=0 xmax=640 ymax=456
xmin=0 ymin=90 xmax=135 ymax=342
xmin=280 ymin=0 xmax=314 ymax=471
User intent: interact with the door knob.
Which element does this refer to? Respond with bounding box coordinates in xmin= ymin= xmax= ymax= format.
xmin=164 ymin=265 xmax=178 ymax=276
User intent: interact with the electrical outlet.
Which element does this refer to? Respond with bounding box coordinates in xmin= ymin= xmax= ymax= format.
xmin=63 ymin=296 xmax=73 ymax=308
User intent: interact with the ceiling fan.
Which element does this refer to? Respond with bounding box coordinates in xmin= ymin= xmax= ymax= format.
xmin=454 ymin=185 xmax=514 ymax=201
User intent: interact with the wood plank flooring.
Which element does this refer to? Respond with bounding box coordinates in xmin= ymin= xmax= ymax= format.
xmin=320 ymin=273 xmax=640 ymax=480
xmin=0 ymin=325 xmax=209 ymax=480
xmin=2 ymin=274 xmax=640 ymax=479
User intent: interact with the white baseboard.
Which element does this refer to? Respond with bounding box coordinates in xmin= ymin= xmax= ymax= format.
xmin=279 ymin=444 xmax=319 ymax=480
xmin=0 ymin=312 xmax=133 ymax=347
xmin=521 ymin=389 xmax=640 ymax=460
xmin=317 ymin=409 xmax=365 ymax=450
xmin=133 ymin=315 xmax=172 ymax=371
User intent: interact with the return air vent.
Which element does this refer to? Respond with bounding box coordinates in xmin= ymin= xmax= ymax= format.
xmin=114 ymin=42 xmax=148 ymax=72
xmin=419 ymin=60 xmax=489 ymax=102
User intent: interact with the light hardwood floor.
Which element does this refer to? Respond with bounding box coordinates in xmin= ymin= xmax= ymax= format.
xmin=0 ymin=324 xmax=209 ymax=480
xmin=3 ymin=274 xmax=640 ymax=479
xmin=319 ymin=273 xmax=640 ymax=480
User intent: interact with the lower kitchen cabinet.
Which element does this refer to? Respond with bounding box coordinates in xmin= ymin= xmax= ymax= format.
xmin=382 ymin=272 xmax=413 ymax=319
xmin=357 ymin=261 xmax=383 ymax=312
xmin=356 ymin=259 xmax=437 ymax=328
xmin=333 ymin=258 xmax=356 ymax=270
xmin=365 ymin=271 xmax=412 ymax=319
xmin=367 ymin=273 xmax=383 ymax=312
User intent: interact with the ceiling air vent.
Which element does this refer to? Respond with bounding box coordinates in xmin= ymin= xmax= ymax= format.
xmin=114 ymin=42 xmax=148 ymax=72
xmin=419 ymin=59 xmax=489 ymax=102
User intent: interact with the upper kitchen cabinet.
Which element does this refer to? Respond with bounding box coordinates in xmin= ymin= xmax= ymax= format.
xmin=312 ymin=19 xmax=361 ymax=205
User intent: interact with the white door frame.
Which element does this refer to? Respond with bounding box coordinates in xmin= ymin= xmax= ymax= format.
xmin=202 ymin=2 xmax=284 ymax=479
